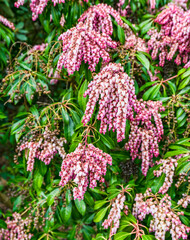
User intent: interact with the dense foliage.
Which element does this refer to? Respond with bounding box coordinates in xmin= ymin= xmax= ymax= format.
xmin=0 ymin=0 xmax=190 ymax=239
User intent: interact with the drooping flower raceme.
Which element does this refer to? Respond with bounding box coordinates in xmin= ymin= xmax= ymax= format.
xmin=60 ymin=14 xmax=65 ymax=27
xmin=59 ymin=143 xmax=112 ymax=200
xmin=147 ymin=69 xmax=160 ymax=82
xmin=48 ymin=68 xmax=60 ymax=84
xmin=113 ymin=23 xmax=148 ymax=57
xmin=125 ymin=100 xmax=165 ymax=176
xmin=148 ymin=3 xmax=190 ymax=68
xmin=28 ymin=43 xmax=48 ymax=54
xmin=173 ymin=0 xmax=188 ymax=9
xmin=17 ymin=128 xmax=66 ymax=171
xmin=102 ymin=188 xmax=129 ymax=236
xmin=0 ymin=15 xmax=15 ymax=30
xmin=178 ymin=194 xmax=190 ymax=208
xmin=15 ymin=0 xmax=66 ymax=21
xmin=57 ymin=22 xmax=117 ymax=75
xmin=148 ymin=0 xmax=156 ymax=9
xmin=133 ymin=189 xmax=190 ymax=240
xmin=78 ymin=3 xmax=123 ymax=35
xmin=117 ymin=0 xmax=130 ymax=16
xmin=82 ymin=63 xmax=136 ymax=142
xmin=123 ymin=33 xmax=148 ymax=53
xmin=102 ymin=193 xmax=126 ymax=235
xmin=0 ymin=213 xmax=33 ymax=240
xmin=154 ymin=157 xmax=178 ymax=194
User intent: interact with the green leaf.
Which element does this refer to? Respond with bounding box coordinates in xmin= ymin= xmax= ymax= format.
xmin=124 ymin=214 xmax=137 ymax=223
xmin=75 ymin=199 xmax=86 ymax=216
xmin=36 ymin=72 xmax=47 ymax=81
xmin=94 ymin=200 xmax=108 ymax=210
xmin=33 ymin=169 xmax=43 ymax=194
xmin=142 ymin=235 xmax=156 ymax=240
xmin=181 ymin=67 xmax=190 ymax=79
xmin=108 ymin=192 xmax=120 ymax=200
xmin=178 ymin=76 xmax=190 ymax=90
xmin=0 ymin=111 xmax=7 ymax=119
xmin=68 ymin=225 xmax=77 ymax=240
xmin=178 ymin=86 xmax=190 ymax=95
xmin=98 ymin=133 xmax=115 ymax=149
xmin=167 ymin=81 xmax=176 ymax=94
xmin=11 ymin=119 xmax=26 ymax=134
xmin=47 ymin=188 xmax=60 ymax=206
xmin=151 ymin=173 xmax=165 ymax=193
xmin=90 ymin=188 xmax=107 ymax=195
xmin=78 ymin=80 xmax=88 ymax=112
xmin=0 ymin=220 xmax=7 ymax=229
xmin=179 ymin=215 xmax=190 ymax=226
xmin=93 ymin=206 xmax=109 ymax=222
xmin=62 ymin=108 xmax=70 ymax=124
xmin=61 ymin=202 xmax=72 ymax=222
xmin=52 ymin=232 xmax=68 ymax=238
xmin=66 ymin=189 xmax=72 ymax=204
xmin=141 ymin=22 xmax=153 ymax=35
xmin=176 ymin=138 xmax=190 ymax=145
xmin=176 ymin=161 xmax=190 ymax=175
xmin=140 ymin=81 xmax=158 ymax=92
xmin=117 ymin=25 xmax=125 ymax=44
xmin=84 ymin=192 xmax=94 ymax=207
xmin=25 ymin=84 xmax=33 ymax=105
xmin=136 ymin=52 xmax=150 ymax=70
xmin=164 ymin=150 xmax=190 ymax=158
xmin=114 ymin=232 xmax=131 ymax=240
xmin=51 ymin=6 xmax=60 ymax=26
xmin=143 ymin=84 xmax=159 ymax=100
xmin=176 ymin=108 xmax=184 ymax=118
xmin=177 ymin=68 xmax=186 ymax=76
xmin=13 ymin=195 xmax=22 ymax=211
xmin=177 ymin=112 xmax=186 ymax=124
xmin=16 ymin=34 xmax=27 ymax=41
xmin=139 ymin=19 xmax=152 ymax=29
xmin=38 ymin=160 xmax=47 ymax=176
xmin=149 ymin=84 xmax=161 ymax=99
xmin=177 ymin=117 xmax=187 ymax=128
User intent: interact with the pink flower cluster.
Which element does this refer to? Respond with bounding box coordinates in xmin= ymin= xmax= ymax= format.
xmin=125 ymin=100 xmax=165 ymax=176
xmin=133 ymin=189 xmax=190 ymax=240
xmin=102 ymin=192 xmax=126 ymax=236
xmin=0 ymin=212 xmax=33 ymax=240
xmin=14 ymin=0 xmax=65 ymax=21
xmin=57 ymin=22 xmax=117 ymax=75
xmin=154 ymin=157 xmax=178 ymax=194
xmin=59 ymin=143 xmax=112 ymax=200
xmin=57 ymin=4 xmax=123 ymax=74
xmin=148 ymin=3 xmax=190 ymax=68
xmin=117 ymin=0 xmax=130 ymax=16
xmin=148 ymin=0 xmax=156 ymax=9
xmin=48 ymin=68 xmax=60 ymax=84
xmin=147 ymin=69 xmax=160 ymax=82
xmin=78 ymin=3 xmax=123 ymax=35
xmin=123 ymin=34 xmax=148 ymax=53
xmin=82 ymin=63 xmax=136 ymax=142
xmin=60 ymin=14 xmax=65 ymax=27
xmin=28 ymin=43 xmax=48 ymax=54
xmin=178 ymin=194 xmax=190 ymax=208
xmin=117 ymin=0 xmax=156 ymax=13
xmin=0 ymin=15 xmax=15 ymax=30
xmin=82 ymin=63 xmax=164 ymax=172
xmin=17 ymin=128 xmax=66 ymax=171
xmin=173 ymin=0 xmax=188 ymax=9
xmin=122 ymin=23 xmax=148 ymax=52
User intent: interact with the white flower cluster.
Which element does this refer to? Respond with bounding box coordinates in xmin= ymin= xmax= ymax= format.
xmin=133 ymin=189 xmax=190 ymax=240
